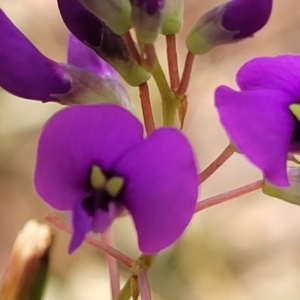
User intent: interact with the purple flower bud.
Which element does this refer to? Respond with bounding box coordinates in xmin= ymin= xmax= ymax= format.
xmin=186 ymin=0 xmax=272 ymax=55
xmin=57 ymin=0 xmax=150 ymax=86
xmin=0 ymin=10 xmax=132 ymax=109
xmin=131 ymin=0 xmax=165 ymax=44
xmin=222 ymin=0 xmax=272 ymax=39
xmin=77 ymin=0 xmax=132 ymax=34
xmin=0 ymin=9 xmax=70 ymax=101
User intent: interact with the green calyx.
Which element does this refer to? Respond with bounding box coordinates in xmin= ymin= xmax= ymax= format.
xmin=186 ymin=28 xmax=214 ymax=55
xmin=262 ymin=167 xmax=300 ymax=206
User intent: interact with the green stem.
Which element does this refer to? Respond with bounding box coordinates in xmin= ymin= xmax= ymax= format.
xmin=151 ymin=59 xmax=179 ymax=126
xmin=143 ymin=45 xmax=179 ymax=126
xmin=117 ymin=278 xmax=132 ymax=300
xmin=132 ymin=254 xmax=157 ymax=274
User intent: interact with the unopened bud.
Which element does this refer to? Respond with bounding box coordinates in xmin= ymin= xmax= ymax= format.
xmin=78 ymin=0 xmax=132 ymax=34
xmin=58 ymin=0 xmax=150 ymax=86
xmin=52 ymin=64 xmax=134 ymax=111
xmin=161 ymin=0 xmax=183 ymax=35
xmin=186 ymin=0 xmax=272 ymax=55
xmin=132 ymin=0 xmax=165 ymax=44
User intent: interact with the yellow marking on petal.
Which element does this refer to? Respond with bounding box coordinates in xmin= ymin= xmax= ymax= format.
xmin=290 ymin=104 xmax=300 ymax=122
xmin=106 ymin=176 xmax=125 ymax=197
xmin=90 ymin=165 xmax=106 ymax=190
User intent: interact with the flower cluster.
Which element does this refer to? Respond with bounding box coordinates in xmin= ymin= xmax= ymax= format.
xmin=35 ymin=104 xmax=198 ymax=253
xmin=0 ymin=0 xmax=277 ymax=262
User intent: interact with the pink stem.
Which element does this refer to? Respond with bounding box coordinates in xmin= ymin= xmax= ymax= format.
xmin=195 ymin=180 xmax=264 ymax=213
xmin=199 ymin=144 xmax=234 ymax=183
xmin=138 ymin=270 xmax=152 ymax=300
xmin=45 ymin=214 xmax=134 ymax=268
xmin=102 ymin=228 xmax=120 ymax=300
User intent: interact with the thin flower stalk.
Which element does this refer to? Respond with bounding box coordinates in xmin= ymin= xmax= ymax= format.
xmin=138 ymin=270 xmax=152 ymax=300
xmin=194 ymin=180 xmax=264 ymax=213
xmin=124 ymin=31 xmax=142 ymax=65
xmin=177 ymin=50 xmax=195 ymax=98
xmin=199 ymin=144 xmax=235 ymax=183
xmin=138 ymin=82 xmax=156 ymax=135
xmin=166 ymin=34 xmax=180 ymax=91
xmin=145 ymin=46 xmax=179 ymax=126
xmin=101 ymin=228 xmax=120 ymax=300
xmin=45 ymin=214 xmax=134 ymax=268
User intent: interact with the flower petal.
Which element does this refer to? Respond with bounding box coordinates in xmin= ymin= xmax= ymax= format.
xmin=91 ymin=203 xmax=123 ymax=232
xmin=114 ymin=128 xmax=198 ymax=253
xmin=0 ymin=10 xmax=70 ymax=100
xmin=215 ymin=86 xmax=296 ymax=186
xmin=57 ymin=0 xmax=103 ymax=46
xmin=222 ymin=0 xmax=272 ymax=39
xmin=67 ymin=34 xmax=117 ymax=78
xmin=69 ymin=201 xmax=90 ymax=253
xmin=34 ymin=105 xmax=143 ymax=210
xmin=237 ymin=55 xmax=300 ymax=99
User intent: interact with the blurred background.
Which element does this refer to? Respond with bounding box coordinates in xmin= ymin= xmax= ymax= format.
xmin=1 ymin=0 xmax=300 ymax=299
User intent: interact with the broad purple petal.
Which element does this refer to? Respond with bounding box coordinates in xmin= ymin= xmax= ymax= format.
xmin=237 ymin=55 xmax=300 ymax=99
xmin=57 ymin=0 xmax=103 ymax=46
xmin=35 ymin=105 xmax=143 ymax=210
xmin=0 ymin=10 xmax=70 ymax=101
xmin=68 ymin=34 xmax=117 ymax=78
xmin=114 ymin=128 xmax=198 ymax=253
xmin=69 ymin=201 xmax=90 ymax=253
xmin=222 ymin=0 xmax=272 ymax=39
xmin=215 ymin=86 xmax=296 ymax=186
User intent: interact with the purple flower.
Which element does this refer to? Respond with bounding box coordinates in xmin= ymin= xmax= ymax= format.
xmin=186 ymin=0 xmax=272 ymax=55
xmin=34 ymin=104 xmax=198 ymax=253
xmin=215 ymin=55 xmax=300 ymax=187
xmin=0 ymin=9 xmax=131 ymax=107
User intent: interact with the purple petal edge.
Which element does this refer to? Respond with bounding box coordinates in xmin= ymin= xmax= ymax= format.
xmin=215 ymin=86 xmax=294 ymax=186
xmin=114 ymin=128 xmax=198 ymax=253
xmin=222 ymin=0 xmax=272 ymax=39
xmin=0 ymin=9 xmax=70 ymax=101
xmin=67 ymin=34 xmax=117 ymax=78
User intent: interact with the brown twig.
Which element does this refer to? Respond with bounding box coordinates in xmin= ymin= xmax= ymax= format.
xmin=194 ymin=180 xmax=264 ymax=213
xmin=199 ymin=144 xmax=235 ymax=183
xmin=45 ymin=214 xmax=134 ymax=268
xmin=177 ymin=50 xmax=195 ymax=98
xmin=166 ymin=35 xmax=180 ymax=91
xmin=138 ymin=82 xmax=156 ymax=135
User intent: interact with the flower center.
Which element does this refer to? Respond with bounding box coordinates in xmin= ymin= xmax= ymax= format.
xmin=82 ymin=165 xmax=125 ymax=216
